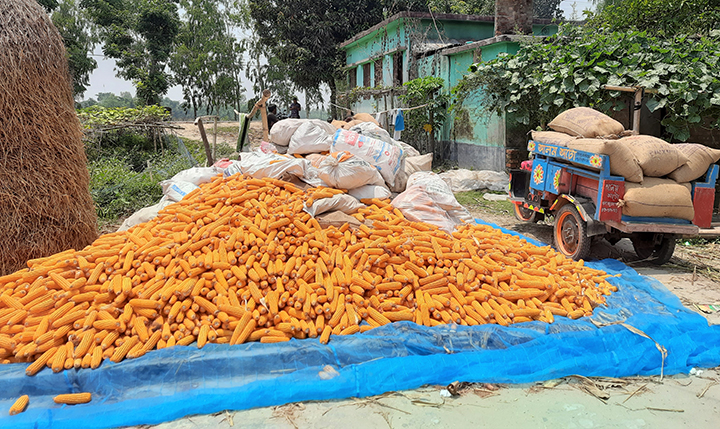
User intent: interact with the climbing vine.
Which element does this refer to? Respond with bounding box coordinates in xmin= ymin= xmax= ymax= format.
xmin=399 ymin=76 xmax=449 ymax=154
xmin=453 ymin=25 xmax=720 ymax=141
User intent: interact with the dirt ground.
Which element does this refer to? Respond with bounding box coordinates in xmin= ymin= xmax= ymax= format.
xmin=141 ymin=368 xmax=720 ymax=429
xmin=131 ymin=193 xmax=720 ymax=429
xmin=172 ymin=121 xmax=263 ymax=150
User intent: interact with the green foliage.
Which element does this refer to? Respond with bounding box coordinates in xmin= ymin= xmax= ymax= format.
xmin=170 ymin=0 xmax=246 ymax=118
xmin=87 ymin=140 xmax=196 ymax=221
xmin=589 ymin=0 xmax=720 ymax=37
xmin=427 ymin=0 xmax=493 ymax=15
xmin=427 ymin=0 xmax=563 ymax=18
xmin=80 ymin=0 xmax=180 ymax=105
xmin=78 ymin=105 xmax=171 ymax=128
xmin=533 ymin=0 xmax=564 ymax=19
xmin=399 ymin=77 xmax=449 ymax=152
xmin=37 ymin=0 xmax=60 ymax=12
xmin=85 ymin=129 xmax=232 ymax=222
xmin=80 ymin=92 xmax=137 ymax=109
xmin=248 ymin=0 xmax=421 ymax=111
xmin=40 ymin=0 xmax=98 ymax=99
xmin=453 ymin=25 xmax=720 ymax=141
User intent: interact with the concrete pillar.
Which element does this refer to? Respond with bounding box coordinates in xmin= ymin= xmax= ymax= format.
xmin=495 ymin=0 xmax=534 ymax=35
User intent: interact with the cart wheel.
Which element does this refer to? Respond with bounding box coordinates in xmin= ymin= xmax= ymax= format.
xmin=513 ymin=202 xmax=543 ymax=223
xmin=553 ymin=204 xmax=591 ymax=261
xmin=631 ymin=234 xmax=677 ymax=265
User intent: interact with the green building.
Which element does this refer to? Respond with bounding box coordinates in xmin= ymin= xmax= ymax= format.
xmin=338 ymin=12 xmax=559 ymax=171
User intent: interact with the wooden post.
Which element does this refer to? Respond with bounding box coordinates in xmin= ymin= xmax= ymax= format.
xmin=194 ymin=117 xmax=214 ymax=166
xmin=212 ymin=116 xmax=218 ymax=160
xmin=601 ymin=85 xmax=657 ymax=134
xmin=632 ymin=89 xmax=643 ymax=135
xmin=248 ymin=89 xmax=272 ymax=142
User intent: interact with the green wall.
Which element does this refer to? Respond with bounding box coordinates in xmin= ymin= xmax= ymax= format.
xmin=341 ymin=16 xmax=559 ymax=160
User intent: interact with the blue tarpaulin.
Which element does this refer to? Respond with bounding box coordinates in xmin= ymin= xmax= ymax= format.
xmin=2 ymin=221 xmax=719 ymax=428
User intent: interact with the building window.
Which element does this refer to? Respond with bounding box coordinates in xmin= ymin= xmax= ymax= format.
xmin=374 ymin=59 xmax=383 ymax=87
xmin=363 ymin=63 xmax=371 ymax=87
xmin=348 ymin=67 xmax=357 ymax=88
xmin=393 ymin=52 xmax=403 ymax=87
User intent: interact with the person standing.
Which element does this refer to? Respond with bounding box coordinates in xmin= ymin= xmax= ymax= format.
xmin=289 ymin=97 xmax=301 ymax=119
xmin=267 ymin=104 xmax=279 ymax=130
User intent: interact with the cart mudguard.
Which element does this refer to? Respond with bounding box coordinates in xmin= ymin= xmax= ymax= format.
xmin=551 ymin=195 xmax=607 ymax=237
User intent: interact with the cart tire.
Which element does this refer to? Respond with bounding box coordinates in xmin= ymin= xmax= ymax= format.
xmin=631 ymin=234 xmax=677 ymax=265
xmin=553 ymin=204 xmax=591 ymax=261
xmin=513 ymin=202 xmax=543 ymax=223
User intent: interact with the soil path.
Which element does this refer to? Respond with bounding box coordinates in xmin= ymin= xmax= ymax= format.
xmin=172 ymin=120 xmax=264 ymax=148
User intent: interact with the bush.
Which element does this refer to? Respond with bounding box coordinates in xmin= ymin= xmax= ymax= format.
xmin=87 ymin=140 xmax=199 ymax=222
xmin=589 ymin=0 xmax=720 ymax=37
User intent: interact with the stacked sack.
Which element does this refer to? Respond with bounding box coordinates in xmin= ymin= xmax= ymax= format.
xmin=265 ymin=114 xmax=434 ymax=195
xmin=224 ymin=114 xmax=470 ymax=230
xmin=121 ymin=114 xmax=466 ymax=232
xmin=533 ymin=107 xmax=720 ymax=221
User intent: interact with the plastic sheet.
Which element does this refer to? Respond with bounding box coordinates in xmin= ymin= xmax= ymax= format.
xmin=2 ymin=220 xmax=720 ymax=429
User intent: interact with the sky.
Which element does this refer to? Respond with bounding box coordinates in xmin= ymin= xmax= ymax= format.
xmin=82 ymin=1 xmax=598 ymax=106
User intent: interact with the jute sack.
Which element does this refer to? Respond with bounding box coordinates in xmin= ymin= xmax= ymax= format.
xmin=353 ymin=112 xmax=380 ymax=126
xmin=620 ymin=177 xmax=694 ymax=220
xmin=620 ymin=135 xmax=689 ymax=178
xmin=342 ymin=120 xmax=363 ymax=130
xmin=531 ymin=130 xmax=577 ymax=147
xmin=668 ymin=143 xmax=720 ymax=182
xmin=566 ymin=139 xmax=643 ymax=182
xmin=549 ymin=107 xmax=625 ymax=138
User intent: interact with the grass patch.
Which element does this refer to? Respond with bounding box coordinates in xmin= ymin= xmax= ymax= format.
xmin=86 ymin=134 xmax=218 ymax=224
xmin=454 ymin=191 xmax=514 ymax=215
xmin=679 ymin=237 xmax=720 ymax=247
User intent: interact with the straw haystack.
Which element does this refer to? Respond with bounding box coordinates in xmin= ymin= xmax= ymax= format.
xmin=0 ymin=0 xmax=98 ymax=275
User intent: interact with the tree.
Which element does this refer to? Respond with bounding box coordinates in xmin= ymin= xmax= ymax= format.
xmin=37 ymin=0 xmax=60 ymax=11
xmin=249 ymin=0 xmax=402 ymax=115
xmin=533 ymin=0 xmax=563 ymax=19
xmin=170 ymin=0 xmax=246 ymax=118
xmin=51 ymin=1 xmax=98 ymax=98
xmin=81 ymin=0 xmax=180 ymax=105
xmin=36 ymin=0 xmax=98 ymax=99
xmin=427 ymin=0 xmax=563 ymax=18
xmin=427 ymin=0 xmax=493 ymax=15
xmin=589 ymin=0 xmax=720 ymax=36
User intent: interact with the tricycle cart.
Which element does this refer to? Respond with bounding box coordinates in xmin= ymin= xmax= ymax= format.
xmin=509 ymin=139 xmax=719 ymax=264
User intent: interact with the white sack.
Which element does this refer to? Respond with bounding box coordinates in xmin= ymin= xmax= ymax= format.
xmin=118 ymin=197 xmax=174 ymax=232
xmin=317 ymin=152 xmax=385 ymax=190
xmin=224 ymin=150 xmax=307 ymax=181
xmin=396 ymin=141 xmax=420 ymax=157
xmin=439 ymin=169 xmax=509 ymax=192
xmin=389 ymin=153 xmax=434 ymax=193
xmin=288 ymin=121 xmax=336 ymax=154
xmin=348 ymin=184 xmax=392 ymax=201
xmin=392 ymin=172 xmax=473 ymax=232
xmin=161 ymin=180 xmax=199 ymax=202
xmin=300 ymin=165 xmax=329 ymax=188
xmin=303 ymin=194 xmax=363 ymax=217
xmin=169 ymin=166 xmax=222 ymax=186
xmin=349 ymin=122 xmax=393 ymax=144
xmin=269 ymin=119 xmax=305 ymax=146
xmin=406 ymin=153 xmax=433 ymax=173
xmin=331 ymin=129 xmax=405 ymax=188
